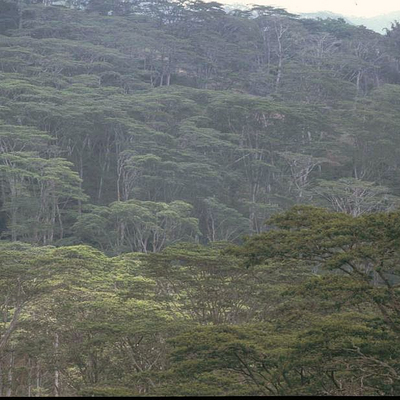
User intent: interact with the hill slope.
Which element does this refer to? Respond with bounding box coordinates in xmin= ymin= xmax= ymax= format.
xmin=1 ymin=1 xmax=400 ymax=254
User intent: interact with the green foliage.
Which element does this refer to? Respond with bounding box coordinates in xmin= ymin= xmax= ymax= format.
xmin=73 ymin=199 xmax=200 ymax=254
xmin=1 ymin=2 xmax=400 ymax=396
xmin=2 ymin=207 xmax=400 ymax=396
xmin=0 ymin=1 xmax=399 ymax=252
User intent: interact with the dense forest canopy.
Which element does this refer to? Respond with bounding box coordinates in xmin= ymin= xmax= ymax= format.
xmin=0 ymin=0 xmax=400 ymax=396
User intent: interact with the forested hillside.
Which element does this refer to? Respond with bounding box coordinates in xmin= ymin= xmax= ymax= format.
xmin=1 ymin=0 xmax=400 ymax=396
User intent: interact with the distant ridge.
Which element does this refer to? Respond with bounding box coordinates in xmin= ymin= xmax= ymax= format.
xmin=300 ymin=10 xmax=400 ymax=34
xmin=223 ymin=4 xmax=400 ymax=34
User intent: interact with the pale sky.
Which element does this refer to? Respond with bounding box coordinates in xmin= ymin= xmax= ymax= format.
xmin=220 ymin=0 xmax=400 ymax=17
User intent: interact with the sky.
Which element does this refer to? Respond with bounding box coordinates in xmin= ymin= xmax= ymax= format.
xmin=220 ymin=0 xmax=400 ymax=17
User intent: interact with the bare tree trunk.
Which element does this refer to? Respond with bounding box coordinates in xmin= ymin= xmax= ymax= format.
xmin=78 ymin=155 xmax=83 ymax=214
xmin=28 ymin=357 xmax=32 ymax=397
xmin=10 ymin=179 xmax=18 ymax=242
xmin=49 ymin=188 xmax=56 ymax=243
xmin=6 ymin=349 xmax=14 ymax=397
xmin=36 ymin=361 xmax=41 ymax=397
xmin=0 ymin=305 xmax=23 ymax=353
xmin=273 ymin=20 xmax=288 ymax=92
xmin=356 ymin=69 xmax=362 ymax=97
xmin=54 ymin=333 xmax=60 ymax=397
xmin=17 ymin=0 xmax=23 ymax=30
xmin=0 ymin=359 xmax=3 ymax=397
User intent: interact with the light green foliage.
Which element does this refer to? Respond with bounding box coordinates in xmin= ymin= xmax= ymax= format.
xmin=1 ymin=208 xmax=400 ymax=396
xmin=225 ymin=207 xmax=400 ymax=394
xmin=1 ymin=1 xmax=399 ymax=251
xmin=73 ymin=199 xmax=200 ymax=253
xmin=1 ymin=1 xmax=400 ymax=396
xmin=0 ymin=244 xmax=179 ymax=396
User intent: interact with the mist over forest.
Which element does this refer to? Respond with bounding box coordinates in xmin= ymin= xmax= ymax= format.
xmin=1 ymin=0 xmax=400 ymax=396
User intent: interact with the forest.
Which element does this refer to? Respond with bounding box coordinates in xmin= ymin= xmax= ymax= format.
xmin=0 ymin=0 xmax=400 ymax=396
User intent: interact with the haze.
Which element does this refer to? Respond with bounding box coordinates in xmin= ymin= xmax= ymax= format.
xmin=220 ymin=0 xmax=400 ymax=17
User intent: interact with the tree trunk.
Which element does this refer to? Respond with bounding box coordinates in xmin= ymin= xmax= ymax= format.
xmin=6 ymin=349 xmax=14 ymax=397
xmin=54 ymin=333 xmax=60 ymax=397
xmin=17 ymin=0 xmax=23 ymax=30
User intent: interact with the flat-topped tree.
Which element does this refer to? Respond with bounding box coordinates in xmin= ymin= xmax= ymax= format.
xmin=229 ymin=206 xmax=400 ymax=333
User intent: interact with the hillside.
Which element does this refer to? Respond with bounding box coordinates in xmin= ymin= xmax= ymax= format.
xmin=1 ymin=0 xmax=400 ymax=253
xmin=0 ymin=1 xmax=400 ymax=397
xmin=301 ymin=10 xmax=400 ymax=34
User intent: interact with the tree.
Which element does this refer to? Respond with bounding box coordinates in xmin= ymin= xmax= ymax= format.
xmin=230 ymin=206 xmax=400 ymax=335
xmin=310 ymin=178 xmax=399 ymax=216
xmin=0 ymin=242 xmax=55 ymax=396
xmin=73 ymin=199 xmax=200 ymax=253
xmin=202 ymin=197 xmax=249 ymax=242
